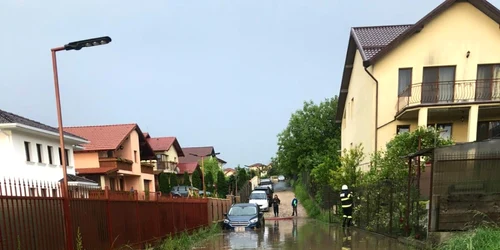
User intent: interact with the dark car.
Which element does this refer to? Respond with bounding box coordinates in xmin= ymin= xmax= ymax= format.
xmin=171 ymin=185 xmax=199 ymax=197
xmin=223 ymin=203 xmax=264 ymax=231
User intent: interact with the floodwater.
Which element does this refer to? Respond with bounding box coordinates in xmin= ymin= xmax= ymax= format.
xmin=196 ymin=219 xmax=410 ymax=250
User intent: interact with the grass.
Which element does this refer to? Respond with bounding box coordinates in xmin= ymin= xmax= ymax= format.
xmin=437 ymin=226 xmax=500 ymax=250
xmin=145 ymin=223 xmax=222 ymax=250
xmin=293 ymin=181 xmax=340 ymax=224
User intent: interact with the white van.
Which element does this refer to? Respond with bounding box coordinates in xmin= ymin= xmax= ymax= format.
xmin=248 ymin=190 xmax=269 ymax=212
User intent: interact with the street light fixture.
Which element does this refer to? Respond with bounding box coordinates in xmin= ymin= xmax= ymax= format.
xmin=51 ymin=36 xmax=112 ymax=250
xmin=190 ymin=152 xmax=220 ymax=197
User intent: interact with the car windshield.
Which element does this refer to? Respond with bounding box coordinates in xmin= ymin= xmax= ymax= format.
xmin=249 ymin=192 xmax=267 ymax=199
xmin=228 ymin=206 xmax=257 ymax=216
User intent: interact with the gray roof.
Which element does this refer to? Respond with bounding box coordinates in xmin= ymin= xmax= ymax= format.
xmin=351 ymin=25 xmax=412 ymax=61
xmin=60 ymin=174 xmax=98 ymax=184
xmin=0 ymin=109 xmax=85 ymax=140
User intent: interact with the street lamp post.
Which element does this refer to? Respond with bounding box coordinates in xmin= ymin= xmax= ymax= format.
xmin=51 ymin=36 xmax=111 ymax=250
xmin=189 ymin=152 xmax=220 ymax=197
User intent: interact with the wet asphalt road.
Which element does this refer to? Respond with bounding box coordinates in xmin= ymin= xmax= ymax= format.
xmin=196 ymin=182 xmax=409 ymax=249
xmin=197 ymin=219 xmax=409 ymax=250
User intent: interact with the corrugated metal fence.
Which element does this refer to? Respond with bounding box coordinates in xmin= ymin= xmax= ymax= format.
xmin=0 ymin=179 xmax=231 ymax=250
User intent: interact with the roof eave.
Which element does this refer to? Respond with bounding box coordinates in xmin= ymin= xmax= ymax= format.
xmin=335 ymin=32 xmax=359 ymax=123
xmin=0 ymin=123 xmax=89 ymax=144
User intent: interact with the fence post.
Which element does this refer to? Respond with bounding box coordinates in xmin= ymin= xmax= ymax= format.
xmin=135 ymin=190 xmax=141 ymax=243
xmin=105 ymin=186 xmax=113 ymax=249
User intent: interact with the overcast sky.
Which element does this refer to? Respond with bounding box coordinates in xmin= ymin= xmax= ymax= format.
xmin=1 ymin=0 xmax=499 ymax=167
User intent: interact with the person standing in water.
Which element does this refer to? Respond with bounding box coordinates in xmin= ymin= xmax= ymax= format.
xmin=273 ymin=194 xmax=281 ymax=217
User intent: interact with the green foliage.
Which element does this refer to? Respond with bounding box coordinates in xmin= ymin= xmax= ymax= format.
xmin=438 ymin=226 xmax=500 ymax=250
xmin=143 ymin=223 xmax=221 ymax=250
xmin=171 ymin=173 xmax=178 ymax=187
xmin=183 ymin=172 xmax=190 ymax=186
xmin=353 ymin=126 xmax=454 ymax=236
xmin=294 ymin=181 xmax=340 ymax=224
xmin=274 ymin=97 xmax=341 ymax=177
xmin=216 ymin=171 xmax=228 ymax=198
xmin=201 ymin=158 xmax=220 ymax=182
xmin=205 ymin=173 xmax=215 ymax=193
xmin=159 ymin=173 xmax=173 ymax=194
xmin=236 ymin=166 xmax=249 ymax=189
xmin=192 ymin=167 xmax=202 ymax=189
xmin=328 ymin=144 xmax=364 ymax=191
xmin=76 ymin=227 xmax=84 ymax=250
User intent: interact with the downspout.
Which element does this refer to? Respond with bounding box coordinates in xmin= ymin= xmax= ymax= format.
xmin=363 ymin=64 xmax=379 ymax=154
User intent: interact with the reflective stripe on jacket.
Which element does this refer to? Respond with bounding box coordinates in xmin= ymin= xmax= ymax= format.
xmin=340 ymin=190 xmax=353 ymax=208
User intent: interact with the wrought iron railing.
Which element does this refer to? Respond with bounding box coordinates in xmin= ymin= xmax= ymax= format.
xmin=156 ymin=161 xmax=176 ymax=172
xmin=397 ymin=79 xmax=500 ymax=113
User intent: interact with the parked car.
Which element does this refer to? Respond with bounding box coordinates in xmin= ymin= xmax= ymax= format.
xmin=223 ymin=203 xmax=264 ymax=231
xmin=253 ymin=186 xmax=273 ymax=207
xmin=248 ymin=190 xmax=269 ymax=212
xmin=278 ymin=175 xmax=285 ymax=182
xmin=171 ymin=186 xmax=199 ymax=197
xmin=259 ymin=178 xmax=273 ymax=191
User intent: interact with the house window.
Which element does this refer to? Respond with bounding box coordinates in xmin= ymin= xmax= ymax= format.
xmin=134 ymin=150 xmax=138 ymax=163
xmin=36 ymin=144 xmax=43 ymax=163
xmin=109 ymin=178 xmax=116 ymax=191
xmin=58 ymin=147 xmax=62 ymax=165
xmin=397 ymin=125 xmax=410 ymax=134
xmin=398 ymin=68 xmax=412 ymax=96
xmin=428 ymin=123 xmax=452 ymax=140
xmin=477 ymin=120 xmax=500 ymax=141
xmin=107 ymin=150 xmax=113 ymax=158
xmin=65 ymin=149 xmax=70 ymax=166
xmin=24 ymin=141 xmax=31 ymax=162
xmin=47 ymin=146 xmax=53 ymax=164
xmin=422 ymin=66 xmax=456 ymax=103
xmin=476 ymin=64 xmax=500 ymax=101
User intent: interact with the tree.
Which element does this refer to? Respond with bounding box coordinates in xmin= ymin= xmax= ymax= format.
xmin=325 ymin=144 xmax=364 ymax=191
xmin=216 ymin=171 xmax=229 ymax=198
xmin=171 ymin=173 xmax=178 ymax=187
xmin=183 ymin=172 xmax=190 ymax=186
xmin=274 ymin=97 xmax=341 ymax=177
xmin=192 ymin=167 xmax=202 ymax=189
xmin=158 ymin=173 xmax=171 ymax=194
xmin=206 ymin=173 xmax=215 ymax=193
xmin=201 ymin=157 xmax=220 ymax=182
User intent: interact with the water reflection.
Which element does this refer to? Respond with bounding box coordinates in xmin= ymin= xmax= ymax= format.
xmin=197 ymin=219 xmax=407 ymax=250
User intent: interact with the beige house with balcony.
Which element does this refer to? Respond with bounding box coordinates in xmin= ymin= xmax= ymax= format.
xmin=65 ymin=123 xmax=156 ymax=193
xmin=142 ymin=133 xmax=184 ymax=190
xmin=336 ymin=0 xmax=500 ymax=170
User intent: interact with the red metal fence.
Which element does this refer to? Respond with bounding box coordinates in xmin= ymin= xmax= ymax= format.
xmin=0 ymin=179 xmax=231 ymax=250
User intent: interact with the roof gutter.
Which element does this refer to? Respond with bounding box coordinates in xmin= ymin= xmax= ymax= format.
xmin=363 ymin=62 xmax=379 ymax=154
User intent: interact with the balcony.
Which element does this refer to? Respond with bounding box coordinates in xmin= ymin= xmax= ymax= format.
xmin=156 ymin=161 xmax=177 ymax=173
xmin=141 ymin=162 xmax=155 ymax=174
xmin=99 ymin=158 xmax=133 ymax=172
xmin=397 ymin=79 xmax=500 ymax=114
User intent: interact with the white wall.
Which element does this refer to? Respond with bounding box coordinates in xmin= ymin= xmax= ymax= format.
xmin=0 ymin=129 xmax=76 ymax=183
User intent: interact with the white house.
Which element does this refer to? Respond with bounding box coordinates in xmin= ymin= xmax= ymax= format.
xmin=0 ymin=109 xmax=96 ymax=189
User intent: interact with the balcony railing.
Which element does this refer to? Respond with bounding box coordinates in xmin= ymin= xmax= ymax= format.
xmin=99 ymin=157 xmax=133 ymax=171
xmin=157 ymin=161 xmax=177 ymax=172
xmin=397 ymin=79 xmax=500 ymax=114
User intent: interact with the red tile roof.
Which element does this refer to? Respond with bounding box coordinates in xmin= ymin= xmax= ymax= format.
xmin=177 ymin=162 xmax=198 ymax=174
xmin=224 ymin=168 xmax=236 ymax=173
xmin=146 ymin=136 xmax=185 ymax=157
xmin=76 ymin=167 xmax=118 ymax=175
xmin=64 ymin=124 xmax=156 ymax=160
xmin=65 ymin=124 xmax=137 ymax=151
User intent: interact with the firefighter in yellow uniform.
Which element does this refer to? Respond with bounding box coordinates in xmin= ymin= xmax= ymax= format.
xmin=340 ymin=184 xmax=353 ymax=228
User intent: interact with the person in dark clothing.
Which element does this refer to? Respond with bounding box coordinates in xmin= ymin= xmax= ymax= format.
xmin=291 ymin=196 xmax=298 ymax=216
xmin=340 ymin=184 xmax=354 ymax=227
xmin=273 ymin=194 xmax=281 ymax=217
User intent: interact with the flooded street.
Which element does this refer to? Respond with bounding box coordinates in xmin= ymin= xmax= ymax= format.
xmin=197 ymin=219 xmax=409 ymax=250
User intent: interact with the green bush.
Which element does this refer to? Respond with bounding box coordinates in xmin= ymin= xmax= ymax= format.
xmin=145 ymin=224 xmax=221 ymax=250
xmin=294 ymin=181 xmax=339 ymax=223
xmin=437 ymin=226 xmax=500 ymax=250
